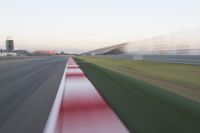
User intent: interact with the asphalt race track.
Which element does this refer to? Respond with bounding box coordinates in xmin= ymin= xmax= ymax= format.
xmin=0 ymin=57 xmax=67 ymax=133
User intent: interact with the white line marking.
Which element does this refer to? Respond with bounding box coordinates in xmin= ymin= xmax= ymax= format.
xmin=43 ymin=62 xmax=68 ymax=133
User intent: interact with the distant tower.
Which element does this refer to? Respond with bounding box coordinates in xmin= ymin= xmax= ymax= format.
xmin=6 ymin=37 xmax=14 ymax=52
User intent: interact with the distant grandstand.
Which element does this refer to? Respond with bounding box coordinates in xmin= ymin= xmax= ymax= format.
xmin=84 ymin=28 xmax=200 ymax=56
xmin=83 ymin=28 xmax=200 ymax=64
xmin=83 ymin=43 xmax=128 ymax=55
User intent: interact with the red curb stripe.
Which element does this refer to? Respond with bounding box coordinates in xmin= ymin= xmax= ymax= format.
xmin=67 ymin=66 xmax=79 ymax=69
xmin=66 ymin=73 xmax=85 ymax=77
xmin=58 ymin=57 xmax=128 ymax=133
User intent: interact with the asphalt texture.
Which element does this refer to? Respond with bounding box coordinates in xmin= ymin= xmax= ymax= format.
xmin=0 ymin=56 xmax=67 ymax=133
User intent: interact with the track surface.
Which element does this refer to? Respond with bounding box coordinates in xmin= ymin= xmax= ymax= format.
xmin=0 ymin=57 xmax=67 ymax=133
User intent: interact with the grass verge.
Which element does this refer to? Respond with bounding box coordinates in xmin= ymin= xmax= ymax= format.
xmin=77 ymin=56 xmax=200 ymax=102
xmin=75 ymin=58 xmax=200 ymax=133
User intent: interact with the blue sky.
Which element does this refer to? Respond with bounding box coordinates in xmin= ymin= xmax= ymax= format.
xmin=0 ymin=0 xmax=200 ymax=52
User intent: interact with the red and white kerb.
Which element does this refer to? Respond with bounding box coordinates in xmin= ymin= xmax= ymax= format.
xmin=44 ymin=57 xmax=128 ymax=133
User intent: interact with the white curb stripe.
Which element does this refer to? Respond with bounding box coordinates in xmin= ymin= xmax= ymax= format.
xmin=43 ymin=62 xmax=68 ymax=133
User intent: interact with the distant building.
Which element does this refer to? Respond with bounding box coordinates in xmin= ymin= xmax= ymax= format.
xmin=34 ymin=50 xmax=56 ymax=55
xmin=6 ymin=37 xmax=14 ymax=52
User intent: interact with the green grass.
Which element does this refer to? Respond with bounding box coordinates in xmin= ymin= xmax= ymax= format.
xmin=77 ymin=56 xmax=200 ymax=102
xmin=75 ymin=58 xmax=200 ymax=133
